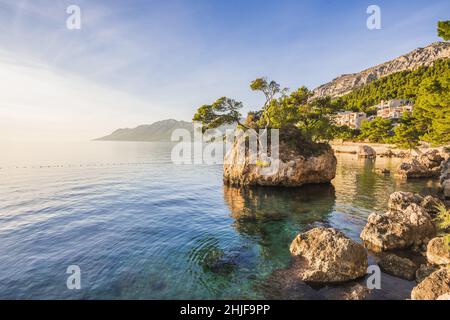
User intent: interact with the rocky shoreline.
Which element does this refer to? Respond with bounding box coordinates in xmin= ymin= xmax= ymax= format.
xmin=269 ymin=191 xmax=449 ymax=300
xmin=262 ymin=149 xmax=450 ymax=300
xmin=221 ymin=134 xmax=449 ymax=299
xmin=331 ymin=142 xmax=447 ymax=159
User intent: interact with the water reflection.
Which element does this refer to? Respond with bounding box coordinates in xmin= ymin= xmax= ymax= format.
xmin=224 ymin=184 xmax=336 ymax=222
xmin=333 ymin=154 xmax=440 ymax=214
xmin=223 ymin=184 xmax=336 ymax=259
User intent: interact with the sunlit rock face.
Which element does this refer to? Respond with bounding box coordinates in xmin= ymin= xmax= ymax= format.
xmin=360 ymin=204 xmax=436 ymax=252
xmin=426 ymin=237 xmax=450 ymax=266
xmin=289 ymin=227 xmax=368 ymax=283
xmin=223 ymin=129 xmax=337 ymax=187
xmin=411 ymin=268 xmax=450 ymax=300
xmin=387 ymin=191 xmax=443 ymax=217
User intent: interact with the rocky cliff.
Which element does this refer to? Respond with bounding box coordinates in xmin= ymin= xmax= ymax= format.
xmin=313 ymin=42 xmax=450 ymax=98
xmin=223 ymin=128 xmax=337 ymax=187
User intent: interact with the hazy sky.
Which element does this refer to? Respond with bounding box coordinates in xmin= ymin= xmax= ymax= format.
xmin=0 ymin=0 xmax=448 ymax=141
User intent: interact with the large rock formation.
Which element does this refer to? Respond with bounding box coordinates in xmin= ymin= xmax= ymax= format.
xmin=396 ymin=150 xmax=444 ymax=179
xmin=223 ymin=127 xmax=337 ymax=187
xmin=360 ymin=204 xmax=436 ymax=252
xmin=290 ymin=227 xmax=368 ymax=282
xmin=411 ymin=268 xmax=450 ymax=300
xmin=426 ymin=237 xmax=450 ymax=265
xmin=313 ymin=42 xmax=450 ymax=98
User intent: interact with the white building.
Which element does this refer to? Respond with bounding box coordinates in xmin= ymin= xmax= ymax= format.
xmin=375 ymin=99 xmax=413 ymax=120
xmin=334 ymin=111 xmax=367 ymax=129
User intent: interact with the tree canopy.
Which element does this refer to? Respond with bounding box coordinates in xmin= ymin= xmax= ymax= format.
xmin=358 ymin=117 xmax=393 ymax=143
xmin=438 ymin=20 xmax=450 ymax=41
xmin=192 ymin=97 xmax=247 ymax=131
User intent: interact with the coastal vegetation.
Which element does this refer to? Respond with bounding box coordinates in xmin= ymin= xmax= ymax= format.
xmin=193 ymin=57 xmax=449 ymax=149
xmin=334 ymin=22 xmax=450 ymax=147
xmin=335 ymin=57 xmax=449 ymax=147
xmin=193 ymin=79 xmax=340 ymax=144
xmin=438 ymin=20 xmax=450 ymax=41
xmin=194 ymin=21 xmax=449 ymax=149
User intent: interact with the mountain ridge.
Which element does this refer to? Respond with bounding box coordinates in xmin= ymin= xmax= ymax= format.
xmin=313 ymin=41 xmax=450 ymax=98
xmin=96 ymin=119 xmax=194 ymax=142
xmin=97 ymin=42 xmax=450 ymax=142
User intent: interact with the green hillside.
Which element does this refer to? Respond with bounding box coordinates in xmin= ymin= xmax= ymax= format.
xmin=335 ymin=58 xmax=450 ymax=113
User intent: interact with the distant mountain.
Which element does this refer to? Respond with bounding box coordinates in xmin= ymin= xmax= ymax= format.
xmin=313 ymin=42 xmax=450 ymax=98
xmin=96 ymin=119 xmax=194 ymax=142
xmin=96 ymin=119 xmax=237 ymax=142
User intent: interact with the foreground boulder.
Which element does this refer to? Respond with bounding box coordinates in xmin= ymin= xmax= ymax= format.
xmin=290 ymin=227 xmax=368 ymax=282
xmin=427 ymin=237 xmax=450 ymax=265
xmin=379 ymin=254 xmax=418 ymax=280
xmin=411 ymin=268 xmax=450 ymax=300
xmin=223 ymin=127 xmax=337 ymax=187
xmin=357 ymin=145 xmax=376 ymax=159
xmin=360 ymin=204 xmax=436 ymax=252
xmin=397 ymin=150 xmax=444 ymax=179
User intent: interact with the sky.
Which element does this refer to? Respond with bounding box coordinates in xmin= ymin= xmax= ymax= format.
xmin=0 ymin=0 xmax=448 ymax=141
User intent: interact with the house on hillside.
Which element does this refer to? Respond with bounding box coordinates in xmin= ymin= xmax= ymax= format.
xmin=333 ymin=111 xmax=367 ymax=129
xmin=375 ymin=99 xmax=413 ymax=120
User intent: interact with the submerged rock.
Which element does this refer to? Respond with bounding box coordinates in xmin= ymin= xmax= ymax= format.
xmin=360 ymin=204 xmax=436 ymax=252
xmin=411 ymin=267 xmax=450 ymax=300
xmin=358 ymin=145 xmax=376 ymax=159
xmin=396 ymin=150 xmax=444 ymax=179
xmin=290 ymin=227 xmax=368 ymax=283
xmin=223 ymin=127 xmax=337 ymax=187
xmin=427 ymin=237 xmax=450 ymax=265
xmin=379 ymin=254 xmax=418 ymax=281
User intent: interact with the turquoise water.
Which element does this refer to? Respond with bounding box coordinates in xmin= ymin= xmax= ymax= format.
xmin=0 ymin=141 xmax=440 ymax=299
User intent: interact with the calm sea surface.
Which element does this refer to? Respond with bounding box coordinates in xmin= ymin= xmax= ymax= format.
xmin=0 ymin=141 xmax=440 ymax=299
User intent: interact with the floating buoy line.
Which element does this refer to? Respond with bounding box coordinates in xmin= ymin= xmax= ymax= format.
xmin=0 ymin=162 xmax=160 ymax=170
